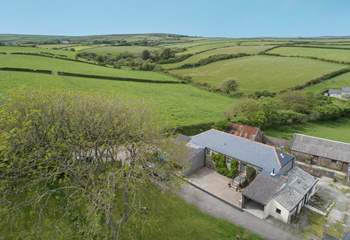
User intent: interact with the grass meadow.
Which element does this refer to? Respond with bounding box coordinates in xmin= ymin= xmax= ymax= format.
xmin=0 ymin=46 xmax=76 ymax=58
xmin=0 ymin=54 xmax=178 ymax=81
xmin=170 ymin=55 xmax=346 ymax=93
xmin=265 ymin=118 xmax=350 ymax=143
xmin=270 ymin=47 xmax=350 ymax=63
xmin=82 ymin=45 xmax=160 ymax=56
xmin=162 ymin=45 xmax=272 ymax=69
xmin=304 ymin=72 xmax=350 ymax=93
xmin=0 ymin=71 xmax=234 ymax=127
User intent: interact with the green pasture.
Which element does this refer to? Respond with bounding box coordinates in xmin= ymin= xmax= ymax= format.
xmin=162 ymin=45 xmax=272 ymax=69
xmin=265 ymin=118 xmax=350 ymax=143
xmin=177 ymin=41 xmax=238 ymax=55
xmin=269 ymin=47 xmax=350 ymax=63
xmin=0 ymin=71 xmax=234 ymax=127
xmin=82 ymin=45 xmax=160 ymax=56
xmin=171 ymin=55 xmax=346 ymax=93
xmin=303 ymin=72 xmax=350 ymax=93
xmin=0 ymin=46 xmax=76 ymax=58
xmin=0 ymin=54 xmax=178 ymax=81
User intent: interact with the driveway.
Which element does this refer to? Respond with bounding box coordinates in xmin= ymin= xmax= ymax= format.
xmin=187 ymin=167 xmax=242 ymax=208
xmin=178 ymin=182 xmax=300 ymax=240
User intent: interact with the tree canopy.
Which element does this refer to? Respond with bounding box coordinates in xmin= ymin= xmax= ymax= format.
xmin=0 ymin=90 xmax=185 ymax=239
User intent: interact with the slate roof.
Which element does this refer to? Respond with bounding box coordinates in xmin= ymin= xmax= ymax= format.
xmin=273 ymin=167 xmax=318 ymax=211
xmin=243 ymin=167 xmax=318 ymax=210
xmin=243 ymin=173 xmax=284 ymax=205
xmin=189 ymin=129 xmax=293 ymax=174
xmin=291 ymin=134 xmax=350 ymax=163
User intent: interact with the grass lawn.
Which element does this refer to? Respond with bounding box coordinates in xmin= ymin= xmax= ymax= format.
xmin=0 ymin=46 xmax=76 ymax=59
xmin=0 ymin=71 xmax=234 ymax=127
xmin=1 ymin=186 xmax=261 ymax=240
xmin=270 ymin=47 xmax=350 ymax=63
xmin=137 ymin=190 xmax=262 ymax=240
xmin=303 ymin=72 xmax=350 ymax=94
xmin=265 ymin=118 xmax=350 ymax=143
xmin=171 ymin=55 xmax=346 ymax=94
xmin=162 ymin=45 xmax=272 ymax=69
xmin=82 ymin=45 xmax=160 ymax=56
xmin=0 ymin=54 xmax=178 ymax=81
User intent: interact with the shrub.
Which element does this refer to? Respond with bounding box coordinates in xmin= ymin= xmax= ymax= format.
xmin=221 ymin=79 xmax=238 ymax=94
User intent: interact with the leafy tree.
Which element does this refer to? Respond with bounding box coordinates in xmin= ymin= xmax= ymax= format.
xmin=141 ymin=50 xmax=151 ymax=60
xmin=221 ymin=79 xmax=238 ymax=94
xmin=160 ymin=48 xmax=175 ymax=60
xmin=0 ymin=90 xmax=184 ymax=240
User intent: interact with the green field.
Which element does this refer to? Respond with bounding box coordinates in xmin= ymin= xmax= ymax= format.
xmin=0 ymin=46 xmax=76 ymax=58
xmin=265 ymin=118 xmax=350 ymax=143
xmin=177 ymin=41 xmax=238 ymax=55
xmin=171 ymin=55 xmax=346 ymax=93
xmin=0 ymin=71 xmax=234 ymax=127
xmin=162 ymin=45 xmax=272 ymax=69
xmin=82 ymin=45 xmax=160 ymax=56
xmin=304 ymin=72 xmax=350 ymax=93
xmin=269 ymin=46 xmax=350 ymax=63
xmin=0 ymin=54 xmax=178 ymax=81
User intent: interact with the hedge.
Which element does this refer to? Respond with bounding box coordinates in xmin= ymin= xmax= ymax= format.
xmin=0 ymin=67 xmax=52 ymax=74
xmin=288 ymin=67 xmax=350 ymax=91
xmin=172 ymin=53 xmax=250 ymax=70
xmin=57 ymin=71 xmax=184 ymax=84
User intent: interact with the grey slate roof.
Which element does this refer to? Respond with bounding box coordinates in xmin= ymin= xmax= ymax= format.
xmin=291 ymin=134 xmax=350 ymax=163
xmin=244 ymin=167 xmax=318 ymax=210
xmin=273 ymin=167 xmax=318 ymax=211
xmin=189 ymin=129 xmax=290 ymax=173
xmin=328 ymin=89 xmax=342 ymax=95
xmin=243 ymin=173 xmax=284 ymax=205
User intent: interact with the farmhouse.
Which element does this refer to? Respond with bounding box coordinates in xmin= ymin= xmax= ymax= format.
xmin=325 ymin=87 xmax=350 ymax=99
xmin=182 ymin=129 xmax=318 ymax=223
xmin=291 ymin=134 xmax=350 ymax=181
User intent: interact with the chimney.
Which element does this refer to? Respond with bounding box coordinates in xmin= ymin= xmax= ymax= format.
xmin=270 ymin=168 xmax=276 ymax=177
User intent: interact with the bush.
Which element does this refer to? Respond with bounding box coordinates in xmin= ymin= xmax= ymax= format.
xmin=221 ymin=79 xmax=238 ymax=94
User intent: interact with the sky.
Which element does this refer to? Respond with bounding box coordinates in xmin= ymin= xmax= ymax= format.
xmin=1 ymin=0 xmax=349 ymax=38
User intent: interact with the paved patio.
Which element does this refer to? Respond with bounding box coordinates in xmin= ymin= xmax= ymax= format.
xmin=187 ymin=167 xmax=242 ymax=208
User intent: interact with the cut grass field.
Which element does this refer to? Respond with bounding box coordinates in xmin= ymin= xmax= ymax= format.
xmin=82 ymin=45 xmax=160 ymax=56
xmin=269 ymin=46 xmax=350 ymax=63
xmin=171 ymin=55 xmax=346 ymax=93
xmin=0 ymin=46 xmax=76 ymax=59
xmin=303 ymin=72 xmax=350 ymax=93
xmin=0 ymin=54 xmax=178 ymax=81
xmin=162 ymin=45 xmax=272 ymax=69
xmin=0 ymin=71 xmax=234 ymax=127
xmin=265 ymin=118 xmax=350 ymax=143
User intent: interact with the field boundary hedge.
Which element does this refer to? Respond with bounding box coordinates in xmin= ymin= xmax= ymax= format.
xmin=285 ymin=67 xmax=350 ymax=91
xmin=263 ymin=51 xmax=350 ymax=65
xmin=0 ymin=67 xmax=52 ymax=74
xmin=57 ymin=71 xmax=184 ymax=84
xmin=264 ymin=52 xmax=350 ymax=65
xmin=291 ymin=45 xmax=350 ymax=51
xmin=168 ymin=53 xmax=251 ymax=70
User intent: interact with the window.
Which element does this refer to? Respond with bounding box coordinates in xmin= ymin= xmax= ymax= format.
xmin=276 ymin=208 xmax=281 ymax=214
